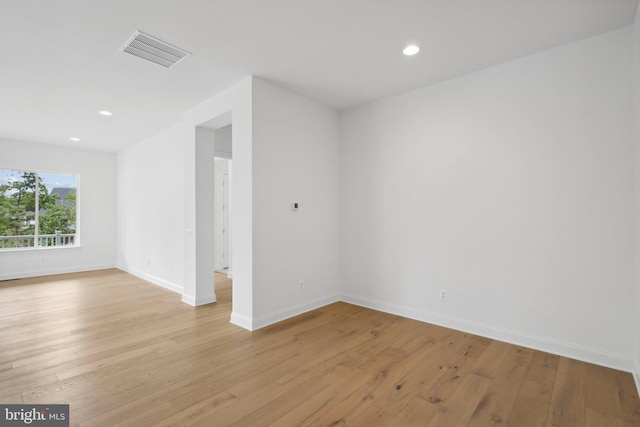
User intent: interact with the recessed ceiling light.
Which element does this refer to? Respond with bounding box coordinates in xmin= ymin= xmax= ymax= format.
xmin=403 ymin=45 xmax=420 ymax=56
xmin=69 ymin=137 xmax=80 ymax=142
xmin=99 ymin=110 xmax=112 ymax=116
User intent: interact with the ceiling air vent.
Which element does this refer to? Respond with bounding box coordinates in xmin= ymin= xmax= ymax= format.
xmin=120 ymin=31 xmax=190 ymax=69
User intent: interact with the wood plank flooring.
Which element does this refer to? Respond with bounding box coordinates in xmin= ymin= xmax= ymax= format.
xmin=1 ymin=269 xmax=639 ymax=426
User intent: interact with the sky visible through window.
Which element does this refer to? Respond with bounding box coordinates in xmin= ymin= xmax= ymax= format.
xmin=0 ymin=169 xmax=77 ymax=193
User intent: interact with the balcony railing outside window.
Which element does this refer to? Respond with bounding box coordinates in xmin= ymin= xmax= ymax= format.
xmin=0 ymin=232 xmax=76 ymax=249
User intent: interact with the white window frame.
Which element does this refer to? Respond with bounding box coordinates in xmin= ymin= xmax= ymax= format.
xmin=0 ymin=169 xmax=80 ymax=251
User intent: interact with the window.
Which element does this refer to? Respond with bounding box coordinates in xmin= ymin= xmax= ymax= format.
xmin=0 ymin=169 xmax=78 ymax=249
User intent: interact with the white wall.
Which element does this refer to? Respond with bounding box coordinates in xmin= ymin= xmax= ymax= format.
xmin=116 ymin=80 xmax=249 ymax=313
xmin=119 ymin=77 xmax=341 ymax=329
xmin=215 ymin=125 xmax=233 ymax=159
xmin=340 ymin=27 xmax=635 ymax=370
xmin=193 ymin=126 xmax=217 ymax=305
xmin=118 ymin=77 xmax=340 ymax=330
xmin=633 ymin=8 xmax=640 ymax=384
xmin=183 ymin=77 xmax=253 ymax=327
xmin=0 ymin=138 xmax=116 ymax=279
xmin=251 ymin=78 xmax=341 ymax=328
xmin=116 ymin=124 xmax=184 ymax=293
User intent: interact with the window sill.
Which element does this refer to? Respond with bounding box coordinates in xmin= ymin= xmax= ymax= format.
xmin=0 ymin=245 xmax=81 ymax=253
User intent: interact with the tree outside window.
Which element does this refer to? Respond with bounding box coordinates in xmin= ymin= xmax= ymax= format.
xmin=0 ymin=169 xmax=78 ymax=249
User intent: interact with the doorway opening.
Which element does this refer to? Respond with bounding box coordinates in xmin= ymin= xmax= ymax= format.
xmin=214 ymin=157 xmax=231 ymax=276
xmin=195 ymin=117 xmax=232 ymax=306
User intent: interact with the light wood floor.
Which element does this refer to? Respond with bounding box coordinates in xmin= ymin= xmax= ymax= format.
xmin=1 ymin=269 xmax=639 ymax=426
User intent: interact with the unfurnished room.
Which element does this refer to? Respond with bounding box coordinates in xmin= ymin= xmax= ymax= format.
xmin=2 ymin=1 xmax=640 ymax=426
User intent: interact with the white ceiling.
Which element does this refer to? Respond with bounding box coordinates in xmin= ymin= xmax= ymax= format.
xmin=1 ymin=0 xmax=637 ymax=153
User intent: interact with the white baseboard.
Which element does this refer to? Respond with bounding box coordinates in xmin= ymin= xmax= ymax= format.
xmin=182 ymin=292 xmax=217 ymax=306
xmin=9 ymin=264 xmax=633 ymax=378
xmin=116 ymin=265 xmax=182 ymax=295
xmin=197 ymin=294 xmax=217 ymax=305
xmin=0 ymin=264 xmax=116 ymax=281
xmin=181 ymin=293 xmax=195 ymax=305
xmin=340 ymin=292 xmax=634 ymax=373
xmin=250 ymin=294 xmax=340 ymax=331
xmin=230 ymin=311 xmax=253 ymax=331
xmin=634 ymin=360 xmax=640 ymax=398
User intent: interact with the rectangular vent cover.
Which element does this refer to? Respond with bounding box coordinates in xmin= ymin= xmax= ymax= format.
xmin=120 ymin=31 xmax=190 ymax=68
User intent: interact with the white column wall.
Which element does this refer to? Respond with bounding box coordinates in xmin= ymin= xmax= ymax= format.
xmin=250 ymin=78 xmax=341 ymax=328
xmin=182 ymin=78 xmax=254 ymax=326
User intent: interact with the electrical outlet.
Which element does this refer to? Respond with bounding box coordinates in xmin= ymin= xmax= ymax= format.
xmin=299 ymin=281 xmax=304 ymax=291
xmin=440 ymin=289 xmax=446 ymax=300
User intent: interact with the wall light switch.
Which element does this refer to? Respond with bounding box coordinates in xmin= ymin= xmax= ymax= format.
xmin=292 ymin=202 xmax=299 ymax=211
